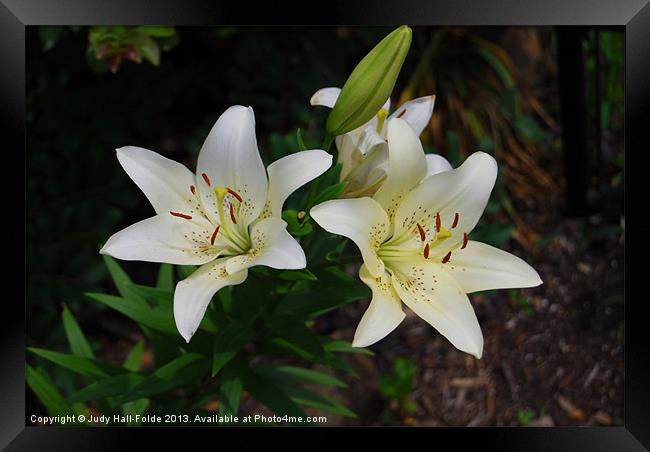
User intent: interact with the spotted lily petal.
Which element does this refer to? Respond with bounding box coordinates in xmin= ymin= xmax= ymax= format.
xmin=174 ymin=259 xmax=248 ymax=342
xmin=353 ymin=265 xmax=405 ymax=347
xmin=444 ymin=240 xmax=542 ymax=293
xmin=225 ymin=217 xmax=306 ymax=275
xmin=196 ymin=105 xmax=268 ymax=226
xmin=391 ymin=260 xmax=484 ymax=358
xmin=310 ymin=197 xmax=389 ymax=278
xmin=100 ymin=214 xmax=216 ymax=265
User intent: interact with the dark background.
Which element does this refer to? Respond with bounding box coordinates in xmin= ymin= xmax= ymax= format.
xmin=26 ymin=26 xmax=624 ymax=426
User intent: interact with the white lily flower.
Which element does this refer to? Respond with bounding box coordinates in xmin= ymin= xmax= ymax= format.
xmin=311 ymin=87 xmax=450 ymax=197
xmin=100 ymin=106 xmax=333 ymax=342
xmin=310 ymin=118 xmax=541 ymax=358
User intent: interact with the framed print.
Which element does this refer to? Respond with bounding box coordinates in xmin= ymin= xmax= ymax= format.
xmin=2 ymin=0 xmax=647 ymax=449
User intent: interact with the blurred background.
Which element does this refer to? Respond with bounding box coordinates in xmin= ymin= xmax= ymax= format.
xmin=27 ymin=26 xmax=624 ymax=426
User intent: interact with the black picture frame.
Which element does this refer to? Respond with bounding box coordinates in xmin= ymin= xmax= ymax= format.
xmin=4 ymin=0 xmax=646 ymax=448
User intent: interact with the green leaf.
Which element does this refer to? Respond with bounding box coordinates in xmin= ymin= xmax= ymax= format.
xmin=127 ymin=283 xmax=173 ymax=306
xmin=85 ymin=292 xmax=176 ymax=334
xmin=258 ymin=365 xmax=347 ymax=388
xmin=322 ymin=339 xmax=374 ymax=356
xmin=218 ymin=376 xmax=243 ymax=418
xmin=241 ymin=369 xmax=306 ymax=418
xmin=156 ymin=263 xmax=174 ymax=292
xmin=515 ymin=115 xmax=547 ymax=143
xmin=177 ymin=265 xmax=197 ymax=279
xmin=61 ymin=303 xmax=94 ymax=359
xmin=282 ymin=209 xmax=313 ymax=237
xmin=277 ymin=269 xmax=318 ymax=282
xmin=28 ymin=348 xmax=119 ymax=380
xmin=26 ymin=365 xmax=75 ymax=416
xmin=296 ymin=128 xmax=307 ymax=151
xmin=123 ymin=341 xmax=144 ymax=372
xmin=122 ymin=398 xmax=150 ymax=422
xmin=102 ymin=255 xmax=146 ymax=303
xmin=286 ymin=387 xmax=357 ymax=418
xmin=309 ymin=182 xmax=347 ymax=209
xmin=211 ymin=322 xmax=254 ymax=377
xmin=112 ymin=353 xmax=210 ymax=405
xmin=268 ymin=316 xmax=325 ymax=361
xmin=66 ymin=373 xmax=145 ymax=404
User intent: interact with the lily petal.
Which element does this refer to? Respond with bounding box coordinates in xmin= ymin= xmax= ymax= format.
xmin=174 ymin=258 xmax=248 ymax=342
xmin=100 ymin=214 xmax=216 ymax=265
xmin=310 ymin=197 xmax=389 ymax=278
xmin=425 ymin=153 xmax=452 ymax=178
xmin=116 ymin=146 xmax=197 ymax=215
xmin=387 ymin=95 xmax=435 ymax=136
xmin=264 ymin=150 xmax=333 ymax=219
xmin=196 ymin=106 xmax=268 ymax=226
xmin=392 ymin=151 xmax=497 ymax=254
xmin=445 ymin=240 xmax=542 ymax=293
xmin=353 ymin=265 xmax=406 ymax=347
xmin=373 ymin=118 xmax=427 ymax=221
xmin=310 ymin=87 xmax=341 ymax=108
xmin=391 ymin=260 xmax=484 ymax=358
xmin=225 ymin=217 xmax=305 ymax=275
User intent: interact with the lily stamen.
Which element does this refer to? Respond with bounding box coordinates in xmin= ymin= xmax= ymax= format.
xmin=190 ymin=185 xmax=196 ymax=195
xmin=170 ymin=211 xmax=192 ymax=220
xmin=229 ymin=203 xmax=237 ymax=224
xmin=461 ymin=232 xmax=469 ymax=249
xmin=201 ymin=173 xmax=211 ymax=186
xmin=451 ymin=212 xmax=459 ymax=229
xmin=441 ymin=251 xmax=452 ymax=264
xmin=423 ymin=243 xmax=430 ymax=259
xmin=227 ymin=188 xmax=243 ymax=203
xmin=435 ymin=212 xmax=441 ymax=232
xmin=417 ymin=223 xmax=426 ymax=242
xmin=210 ymin=225 xmax=220 ymax=245
xmin=397 ymin=109 xmax=407 ymax=119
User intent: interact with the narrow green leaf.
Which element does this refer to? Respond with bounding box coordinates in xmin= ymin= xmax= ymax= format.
xmin=26 ymin=365 xmax=74 ymax=416
xmin=309 ymin=182 xmax=348 ymax=208
xmin=296 ymin=128 xmax=307 ymax=151
xmin=277 ymin=269 xmax=318 ymax=282
xmin=122 ymin=398 xmax=150 ymax=422
xmin=218 ymin=376 xmax=243 ymax=418
xmin=66 ymin=373 xmax=146 ymax=404
xmin=85 ymin=292 xmax=176 ymax=334
xmin=112 ymin=353 xmax=210 ymax=405
xmin=102 ymin=255 xmax=146 ymax=303
xmin=286 ymin=387 xmax=357 ymax=418
xmin=211 ymin=323 xmax=254 ymax=377
xmin=322 ymin=339 xmax=374 ymax=356
xmin=61 ymin=303 xmax=94 ymax=359
xmin=258 ymin=365 xmax=347 ymax=388
xmin=28 ymin=348 xmax=119 ymax=379
xmin=156 ymin=263 xmax=174 ymax=292
xmin=177 ymin=265 xmax=197 ymax=279
xmin=123 ymin=340 xmax=145 ymax=372
xmin=242 ymin=369 xmax=306 ymax=418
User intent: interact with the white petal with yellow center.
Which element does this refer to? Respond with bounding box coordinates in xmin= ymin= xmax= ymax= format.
xmin=225 ymin=217 xmax=306 ymax=275
xmin=196 ymin=105 xmax=268 ymax=226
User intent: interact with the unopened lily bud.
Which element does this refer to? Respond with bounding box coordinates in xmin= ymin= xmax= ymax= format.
xmin=325 ymin=25 xmax=412 ymax=139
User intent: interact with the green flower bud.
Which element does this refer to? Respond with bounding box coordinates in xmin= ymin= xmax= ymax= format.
xmin=325 ymin=25 xmax=412 ymax=140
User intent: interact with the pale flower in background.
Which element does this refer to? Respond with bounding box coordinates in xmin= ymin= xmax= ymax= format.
xmin=311 ymin=87 xmax=451 ymax=197
xmin=311 ymin=118 xmax=542 ymax=358
xmin=101 ymin=105 xmax=332 ymax=342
